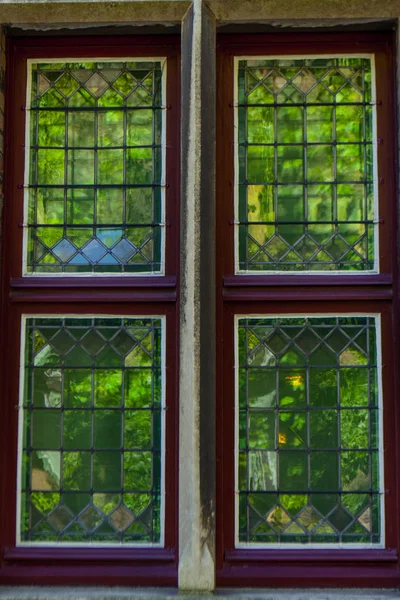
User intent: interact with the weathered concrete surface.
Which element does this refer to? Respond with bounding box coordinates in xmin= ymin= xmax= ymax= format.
xmin=208 ymin=0 xmax=400 ymax=21
xmin=0 ymin=1 xmax=190 ymax=25
xmin=0 ymin=589 xmax=400 ymax=599
xmin=178 ymin=0 xmax=216 ymax=592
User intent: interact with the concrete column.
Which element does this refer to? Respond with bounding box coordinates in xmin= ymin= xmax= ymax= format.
xmin=179 ymin=0 xmax=216 ymax=591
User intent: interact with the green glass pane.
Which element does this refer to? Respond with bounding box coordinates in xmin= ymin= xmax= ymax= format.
xmin=336 ymin=105 xmax=363 ymax=143
xmin=94 ymin=410 xmax=122 ymax=449
xmin=32 ymin=410 xmax=61 ymax=449
xmin=37 ymin=111 xmax=65 ymax=147
xmin=97 ymin=189 xmax=124 ymax=224
xmin=67 ymin=149 xmax=94 ymax=185
xmin=64 ymin=369 xmax=92 ymax=408
xmin=248 ymin=450 xmax=277 ymax=491
xmin=98 ymin=110 xmax=124 ymax=147
xmin=124 ymin=410 xmax=152 ymax=449
xmin=63 ymin=451 xmax=91 ymax=491
xmin=247 ymin=107 xmax=274 ymax=144
xmin=310 ymin=410 xmax=338 ymax=449
xmin=67 ymin=188 xmax=95 ymax=225
xmin=277 ymin=185 xmax=304 ymax=222
xmin=127 ymin=109 xmax=154 ymax=146
xmin=126 ymin=148 xmax=153 ymax=184
xmin=307 ymin=145 xmax=334 ymax=182
xmin=94 ymin=370 xmax=122 ymax=407
xmin=307 ymin=106 xmax=333 ymax=142
xmin=126 ymin=188 xmax=153 ymax=224
xmin=279 ymin=411 xmax=307 ymax=449
xmin=279 ymin=452 xmax=307 ymax=491
xmin=310 ymin=452 xmax=338 ymax=491
xmin=277 ymin=107 xmax=303 ymax=144
xmin=93 ymin=451 xmax=121 ymax=490
xmin=63 ymin=410 xmax=92 ymax=449
xmin=247 ymin=146 xmax=274 ymax=183
xmin=247 ymin=369 xmax=276 ymax=407
xmin=278 ymin=369 xmax=306 ymax=408
xmin=341 ymin=409 xmax=369 ymax=449
xmin=68 ymin=112 xmax=95 ymax=147
xmin=341 ymin=451 xmax=370 ymax=491
xmin=37 ymin=149 xmax=65 ymax=185
xmin=337 ymin=144 xmax=364 ymax=181
xmin=248 ymin=411 xmax=275 ymax=449
xmin=125 ymin=368 xmax=153 ymax=408
xmin=277 ymin=146 xmax=303 ymax=183
xmin=337 ymin=183 xmax=366 ymax=221
xmin=97 ymin=149 xmax=123 ymax=185
xmin=124 ymin=451 xmax=152 ymax=490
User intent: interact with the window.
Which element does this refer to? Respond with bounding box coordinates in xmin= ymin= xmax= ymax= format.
xmin=0 ymin=35 xmax=180 ymax=585
xmin=216 ymin=32 xmax=398 ymax=586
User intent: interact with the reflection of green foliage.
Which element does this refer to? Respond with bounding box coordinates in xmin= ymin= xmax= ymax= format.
xmin=24 ymin=319 xmax=162 ymax=543
xmin=239 ymin=317 xmax=379 ymax=542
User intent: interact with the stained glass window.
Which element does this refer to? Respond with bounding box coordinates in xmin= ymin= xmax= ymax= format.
xmin=19 ymin=317 xmax=164 ymax=544
xmin=236 ymin=58 xmax=377 ymax=272
xmin=237 ymin=316 xmax=382 ymax=546
xmin=25 ymin=60 xmax=165 ymax=274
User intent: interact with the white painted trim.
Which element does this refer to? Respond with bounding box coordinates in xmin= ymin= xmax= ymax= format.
xmin=234 ymin=313 xmax=385 ymax=550
xmin=16 ymin=314 xmax=166 ymax=549
xmin=233 ymin=54 xmax=379 ymax=276
xmin=23 ymin=58 xmax=167 ymax=277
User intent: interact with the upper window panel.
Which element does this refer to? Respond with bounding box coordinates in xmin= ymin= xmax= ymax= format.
xmin=235 ymin=57 xmax=378 ymax=274
xmin=25 ymin=60 xmax=166 ymax=275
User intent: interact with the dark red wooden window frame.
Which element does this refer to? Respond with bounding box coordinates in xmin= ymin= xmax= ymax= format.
xmin=216 ymin=32 xmax=400 ymax=587
xmin=0 ymin=35 xmax=180 ymax=586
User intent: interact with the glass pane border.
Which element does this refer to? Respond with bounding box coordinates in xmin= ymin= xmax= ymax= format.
xmin=233 ymin=54 xmax=380 ymax=276
xmin=22 ymin=57 xmax=167 ymax=277
xmin=15 ymin=313 xmax=167 ymax=548
xmin=233 ymin=312 xmax=385 ymax=549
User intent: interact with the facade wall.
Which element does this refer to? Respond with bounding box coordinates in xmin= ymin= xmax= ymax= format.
xmin=0 ymin=0 xmax=398 ymax=594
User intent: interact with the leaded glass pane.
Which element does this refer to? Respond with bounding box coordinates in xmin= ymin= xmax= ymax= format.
xmin=237 ymin=58 xmax=377 ymax=272
xmin=19 ymin=317 xmax=164 ymax=545
xmin=26 ymin=61 xmax=165 ymax=274
xmin=237 ymin=316 xmax=382 ymax=546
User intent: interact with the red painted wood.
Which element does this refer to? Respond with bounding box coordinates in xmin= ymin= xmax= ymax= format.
xmin=0 ymin=35 xmax=180 ymax=586
xmin=216 ymin=31 xmax=399 ymax=588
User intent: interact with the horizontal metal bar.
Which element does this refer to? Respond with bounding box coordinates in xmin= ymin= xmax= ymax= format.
xmin=237 ymin=489 xmax=382 ymax=495
xmin=240 ymin=141 xmax=373 ymax=147
xmin=239 ymin=180 xmax=374 ymax=186
xmin=26 ymin=105 xmax=167 ymax=112
xmin=30 ymin=144 xmax=163 ymax=151
xmin=22 ymin=222 xmax=164 ymax=228
xmin=235 ymin=220 xmax=375 ymax=226
xmin=234 ymin=101 xmax=375 ymax=108
xmin=21 ymin=183 xmax=165 ymax=189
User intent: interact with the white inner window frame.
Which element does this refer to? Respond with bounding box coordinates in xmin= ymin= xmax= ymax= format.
xmin=23 ymin=57 xmax=167 ymax=277
xmin=234 ymin=312 xmax=385 ymax=550
xmin=16 ymin=313 xmax=167 ymax=548
xmin=233 ymin=54 xmax=379 ymax=276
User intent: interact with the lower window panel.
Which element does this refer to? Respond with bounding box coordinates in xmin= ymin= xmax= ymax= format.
xmin=18 ymin=315 xmax=165 ymax=546
xmin=236 ymin=315 xmax=383 ymax=547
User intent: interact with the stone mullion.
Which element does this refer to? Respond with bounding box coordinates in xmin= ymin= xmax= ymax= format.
xmin=179 ymin=0 xmax=216 ymax=591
